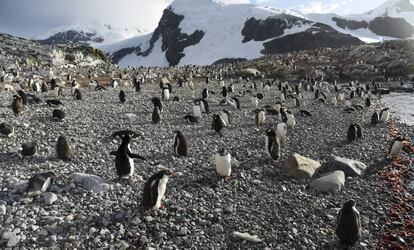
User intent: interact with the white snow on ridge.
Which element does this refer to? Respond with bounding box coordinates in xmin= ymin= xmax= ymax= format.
xmin=118 ymin=38 xmax=169 ymax=68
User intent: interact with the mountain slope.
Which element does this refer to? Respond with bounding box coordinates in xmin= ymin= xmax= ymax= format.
xmin=307 ymin=0 xmax=414 ymax=43
xmin=105 ymin=0 xmax=363 ymax=67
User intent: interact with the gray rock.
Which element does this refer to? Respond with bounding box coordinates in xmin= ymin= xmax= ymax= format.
xmin=2 ymin=231 xmax=19 ymax=247
xmin=42 ymin=192 xmax=58 ymax=205
xmin=309 ymin=171 xmax=345 ymax=193
xmin=71 ymin=173 xmax=111 ymax=193
xmin=282 ymin=153 xmax=321 ymax=179
xmin=324 ymin=156 xmax=367 ymax=177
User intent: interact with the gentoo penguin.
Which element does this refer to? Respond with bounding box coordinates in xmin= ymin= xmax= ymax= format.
xmin=355 ymin=123 xmax=363 ymax=139
xmin=336 ymin=199 xmax=361 ymax=246
xmin=166 ymin=83 xmax=172 ymax=94
xmin=73 ymin=88 xmax=82 ymax=100
xmin=184 ymin=115 xmax=199 ymax=124
xmin=193 ymin=101 xmax=202 ymax=118
xmin=27 ymin=172 xmax=57 ymax=196
xmin=299 ymin=110 xmax=312 ymax=117
xmin=17 ymin=90 xmax=28 ymax=105
xmin=152 ymin=106 xmax=161 ymax=124
xmin=228 ymin=97 xmax=241 ymax=110
xmin=41 ymin=82 xmax=48 ymax=93
xmin=134 ymin=80 xmax=141 ymax=93
xmin=370 ymin=112 xmax=379 ymax=125
xmin=12 ymin=95 xmax=23 ymax=116
xmin=222 ymin=86 xmax=228 ymax=97
xmin=285 ymin=111 xmax=296 ymax=130
xmin=202 ymin=88 xmax=209 ymax=99
xmin=173 ymin=130 xmax=189 ymax=157
xmin=151 ymin=97 xmax=163 ymax=112
xmin=162 ymin=87 xmax=170 ymax=100
xmin=0 ymin=123 xmax=14 ymax=137
xmin=209 ymin=148 xmax=240 ymax=178
xmin=388 ymin=136 xmax=407 ymax=158
xmin=347 ymin=124 xmax=358 ymax=142
xmin=110 ymin=133 xmax=145 ymax=179
xmin=255 ymin=109 xmax=266 ymax=125
xmin=56 ymin=135 xmax=73 ymax=161
xmin=119 ymin=90 xmax=126 ymax=103
xmin=21 ymin=142 xmax=37 ymax=158
xmin=71 ymin=80 xmax=79 ymax=95
xmin=276 ymin=123 xmax=287 ymax=144
xmin=142 ymin=169 xmax=174 ymax=210
xmin=220 ymin=109 xmax=231 ymax=126
xmin=379 ymin=108 xmax=390 ymax=122
xmin=197 ymin=99 xmax=210 ymax=113
xmin=212 ymin=114 xmax=225 ymax=136
xmin=111 ymin=80 xmax=118 ymax=88
xmin=46 ymin=99 xmax=63 ymax=106
xmin=251 ymin=96 xmax=259 ymax=108
xmin=365 ymin=98 xmax=371 ymax=107
xmin=265 ymin=128 xmax=281 ymax=160
xmin=52 ymin=109 xmax=65 ymax=121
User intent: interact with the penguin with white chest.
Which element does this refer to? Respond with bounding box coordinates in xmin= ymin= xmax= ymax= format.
xmin=27 ymin=171 xmax=57 ymax=196
xmin=193 ymin=101 xmax=202 ymax=118
xmin=142 ymin=169 xmax=174 ymax=210
xmin=173 ymin=130 xmax=189 ymax=157
xmin=110 ymin=133 xmax=145 ymax=180
xmin=276 ymin=123 xmax=287 ymax=144
xmin=379 ymin=108 xmax=390 ymax=122
xmin=209 ymin=148 xmax=240 ymax=179
xmin=388 ymin=136 xmax=408 ymax=159
xmin=255 ymin=109 xmax=266 ymax=125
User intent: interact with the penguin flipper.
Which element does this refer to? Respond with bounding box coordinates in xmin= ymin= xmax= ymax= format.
xmin=231 ymin=158 xmax=240 ymax=167
xmin=209 ymin=155 xmax=215 ymax=163
xmin=128 ymin=153 xmax=146 ymax=160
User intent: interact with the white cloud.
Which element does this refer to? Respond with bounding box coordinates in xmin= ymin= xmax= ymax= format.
xmin=299 ymin=1 xmax=338 ymax=14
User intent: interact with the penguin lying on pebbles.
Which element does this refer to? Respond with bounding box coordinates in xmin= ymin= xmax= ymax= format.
xmin=56 ymin=135 xmax=73 ymax=161
xmin=173 ymin=130 xmax=189 ymax=157
xmin=184 ymin=115 xmax=199 ymax=124
xmin=27 ymin=172 xmax=57 ymax=196
xmin=142 ymin=169 xmax=175 ymax=210
xmin=46 ymin=99 xmax=64 ymax=107
xmin=336 ymin=199 xmax=361 ymax=247
xmin=0 ymin=123 xmax=14 ymax=137
xmin=110 ymin=133 xmax=145 ymax=180
xmin=52 ymin=109 xmax=65 ymax=121
xmin=20 ymin=142 xmax=37 ymax=158
xmin=299 ymin=110 xmax=312 ymax=117
xmin=388 ymin=136 xmax=408 ymax=159
xmin=209 ymin=148 xmax=240 ymax=179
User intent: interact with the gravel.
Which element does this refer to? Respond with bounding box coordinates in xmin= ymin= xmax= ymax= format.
xmin=0 ymin=73 xmax=405 ymax=249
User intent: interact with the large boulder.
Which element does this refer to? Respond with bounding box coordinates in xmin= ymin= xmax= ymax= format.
xmin=71 ymin=173 xmax=111 ymax=193
xmin=324 ymin=156 xmax=367 ymax=177
xmin=282 ymin=153 xmax=321 ymax=179
xmin=309 ymin=170 xmax=345 ymax=193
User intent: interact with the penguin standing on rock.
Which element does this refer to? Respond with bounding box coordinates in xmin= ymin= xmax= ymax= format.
xmin=142 ymin=169 xmax=174 ymax=210
xmin=12 ymin=95 xmax=23 ymax=116
xmin=27 ymin=172 xmax=57 ymax=196
xmin=212 ymin=114 xmax=225 ymax=136
xmin=388 ymin=136 xmax=408 ymax=159
xmin=265 ymin=129 xmax=281 ymax=160
xmin=110 ymin=132 xmax=145 ymax=180
xmin=173 ymin=130 xmax=189 ymax=157
xmin=336 ymin=199 xmax=361 ymax=247
xmin=56 ymin=135 xmax=73 ymax=161
xmin=119 ymin=90 xmax=126 ymax=103
xmin=209 ymin=148 xmax=240 ymax=179
xmin=152 ymin=106 xmax=161 ymax=124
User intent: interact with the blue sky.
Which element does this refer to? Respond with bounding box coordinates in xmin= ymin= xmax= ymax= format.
xmin=0 ymin=0 xmax=411 ymax=38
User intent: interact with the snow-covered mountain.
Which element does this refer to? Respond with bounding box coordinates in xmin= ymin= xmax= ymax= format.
xmin=104 ymin=0 xmax=363 ymax=67
xmin=307 ymin=0 xmax=414 ymax=43
xmin=36 ymin=23 xmax=145 ymax=47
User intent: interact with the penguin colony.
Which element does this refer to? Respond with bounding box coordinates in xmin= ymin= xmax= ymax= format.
xmin=0 ymin=68 xmax=409 ymax=247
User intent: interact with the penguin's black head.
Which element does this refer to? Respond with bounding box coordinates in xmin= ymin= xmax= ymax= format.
xmin=46 ymin=171 xmax=58 ymax=180
xmin=218 ymin=148 xmax=227 ymax=156
xmin=174 ymin=130 xmax=180 ymax=135
xmin=265 ymin=128 xmax=276 ymax=136
xmin=342 ymin=199 xmax=356 ymax=210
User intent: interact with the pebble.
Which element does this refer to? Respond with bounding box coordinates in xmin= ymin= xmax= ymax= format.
xmin=42 ymin=192 xmax=58 ymax=205
xmin=0 ymin=204 xmax=6 ymax=215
